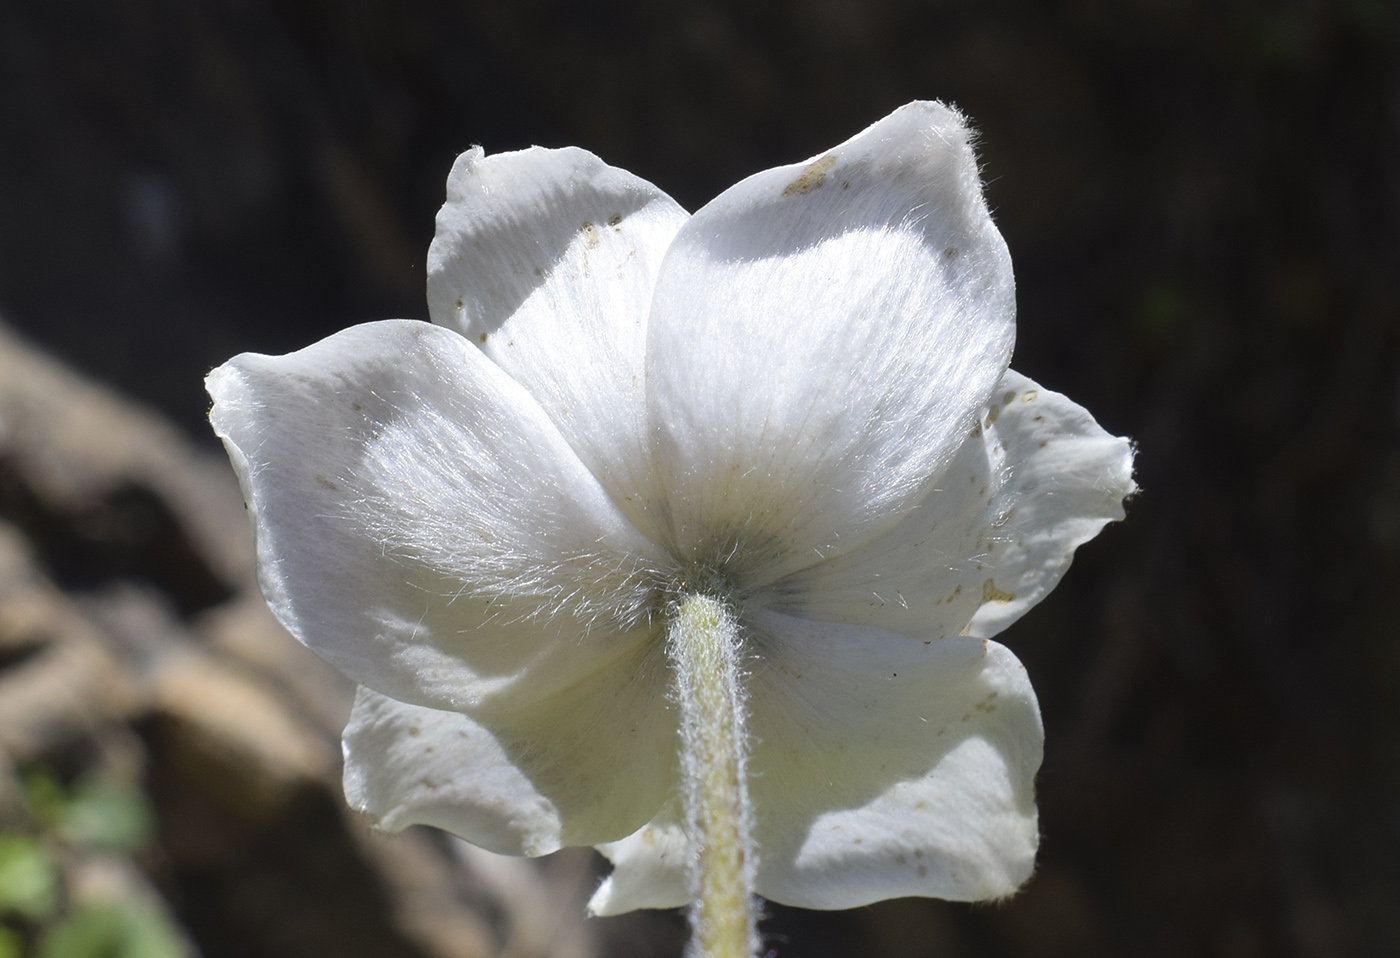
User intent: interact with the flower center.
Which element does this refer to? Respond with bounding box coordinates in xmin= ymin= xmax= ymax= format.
xmin=658 ymin=527 xmax=789 ymax=622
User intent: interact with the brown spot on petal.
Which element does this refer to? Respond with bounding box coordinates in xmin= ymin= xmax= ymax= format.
xmin=982 ymin=578 xmax=1016 ymax=603
xmin=782 ymin=155 xmax=837 ymax=196
xmin=581 ymin=221 xmax=600 ymax=248
xmin=985 ymin=403 xmax=1001 ymax=427
xmin=608 ymin=212 xmax=623 ymax=229
xmin=314 ymin=474 xmax=337 ymax=491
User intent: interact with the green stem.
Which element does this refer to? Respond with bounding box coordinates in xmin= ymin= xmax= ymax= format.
xmin=666 ymin=594 xmax=758 ymax=958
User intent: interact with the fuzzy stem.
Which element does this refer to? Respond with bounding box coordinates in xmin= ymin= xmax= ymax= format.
xmin=666 ymin=594 xmax=759 ymax=958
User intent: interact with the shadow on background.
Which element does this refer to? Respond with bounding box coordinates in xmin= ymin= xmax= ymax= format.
xmin=0 ymin=1 xmax=1397 ymax=956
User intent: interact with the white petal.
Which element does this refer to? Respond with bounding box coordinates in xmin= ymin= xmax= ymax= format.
xmin=344 ymin=686 xmax=563 ymax=857
xmin=646 ymin=101 xmax=1015 ymax=579
xmin=427 ymin=146 xmax=688 ymax=536
xmin=771 ymin=424 xmax=995 ymax=639
xmin=588 ymin=799 xmax=690 ymax=916
xmin=772 ymin=370 xmax=1133 ymax=642
xmin=206 ymin=319 xmax=665 ymax=714
xmin=965 ymin=370 xmax=1136 ymax=638
xmin=346 ymin=629 xmax=678 ymax=849
xmin=484 ymin=634 xmax=678 ymax=846
xmin=745 ymin=612 xmax=1042 ymax=909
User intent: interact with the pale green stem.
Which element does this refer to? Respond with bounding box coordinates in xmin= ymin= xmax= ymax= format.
xmin=666 ymin=594 xmax=759 ymax=958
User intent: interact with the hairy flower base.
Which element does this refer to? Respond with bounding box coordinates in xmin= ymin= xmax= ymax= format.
xmin=208 ymin=101 xmax=1135 ymax=922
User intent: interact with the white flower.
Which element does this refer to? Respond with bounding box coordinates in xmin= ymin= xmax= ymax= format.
xmin=206 ymin=101 xmax=1134 ymax=914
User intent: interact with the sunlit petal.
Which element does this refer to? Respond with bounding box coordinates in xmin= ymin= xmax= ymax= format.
xmin=207 ymin=320 xmax=665 ymax=714
xmin=745 ymin=612 xmax=1041 ymax=908
xmin=427 ymin=146 xmax=687 ymax=535
xmin=647 ymin=101 xmax=1015 ymax=579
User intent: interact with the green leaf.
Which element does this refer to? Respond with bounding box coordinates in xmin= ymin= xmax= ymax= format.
xmin=60 ymin=783 xmax=153 ymax=853
xmin=38 ymin=901 xmax=186 ymax=958
xmin=21 ymin=769 xmax=67 ymax=831
xmin=0 ymin=833 xmax=59 ymax=920
xmin=0 ymin=925 xmax=24 ymax=958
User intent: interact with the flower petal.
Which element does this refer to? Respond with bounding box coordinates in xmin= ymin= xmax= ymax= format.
xmin=588 ymin=799 xmax=690 ymax=916
xmin=426 ymin=146 xmax=689 ymax=535
xmin=590 ymin=616 xmax=1044 ymax=912
xmin=486 ymin=634 xmax=677 ymax=846
xmin=344 ymin=686 xmax=563 ymax=857
xmin=965 ymin=370 xmax=1136 ymax=638
xmin=645 ymin=101 xmax=1015 ymax=579
xmin=773 ymin=370 xmax=1133 ymax=641
xmin=745 ymin=612 xmax=1042 ymax=908
xmin=770 ymin=422 xmax=994 ymax=640
xmin=206 ymin=320 xmax=666 ymax=714
xmin=345 ymin=626 xmax=678 ymax=849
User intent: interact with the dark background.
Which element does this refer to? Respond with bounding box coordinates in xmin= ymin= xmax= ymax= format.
xmin=1 ymin=0 xmax=1397 ymax=956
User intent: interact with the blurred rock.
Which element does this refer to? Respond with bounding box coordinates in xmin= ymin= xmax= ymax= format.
xmin=0 ymin=323 xmax=250 ymax=609
xmin=0 ymin=524 xmax=143 ymax=765
xmin=196 ymin=592 xmax=357 ymax=740
xmin=455 ymin=844 xmax=598 ymax=958
xmin=145 ymin=646 xmax=336 ymax=866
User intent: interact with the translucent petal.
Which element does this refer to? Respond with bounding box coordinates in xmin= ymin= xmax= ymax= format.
xmin=344 ymin=686 xmax=563 ymax=857
xmin=774 ymin=370 xmax=1133 ymax=641
xmin=771 ymin=423 xmax=995 ymax=640
xmin=588 ymin=799 xmax=690 ymax=916
xmin=426 ymin=146 xmax=688 ymax=536
xmin=965 ymin=370 xmax=1136 ymax=638
xmin=345 ymin=628 xmax=678 ymax=849
xmin=486 ymin=633 xmax=677 ymax=846
xmin=745 ymin=612 xmax=1042 ymax=908
xmin=645 ymin=101 xmax=1015 ymax=580
xmin=206 ymin=320 xmax=666 ymax=714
